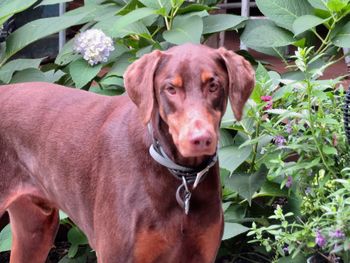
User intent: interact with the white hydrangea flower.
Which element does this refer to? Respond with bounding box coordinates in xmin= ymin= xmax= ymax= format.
xmin=73 ymin=29 xmax=114 ymax=66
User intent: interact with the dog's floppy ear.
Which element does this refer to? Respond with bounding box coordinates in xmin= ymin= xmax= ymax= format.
xmin=124 ymin=50 xmax=162 ymax=124
xmin=218 ymin=48 xmax=255 ymax=121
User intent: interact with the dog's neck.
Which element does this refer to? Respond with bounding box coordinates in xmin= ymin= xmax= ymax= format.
xmin=150 ymin=114 xmax=212 ymax=168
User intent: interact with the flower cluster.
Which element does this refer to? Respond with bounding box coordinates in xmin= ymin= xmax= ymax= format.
xmin=315 ymin=229 xmax=345 ymax=248
xmin=315 ymin=230 xmax=326 ymax=247
xmin=285 ymin=176 xmax=293 ymax=188
xmin=274 ymin=135 xmax=286 ymax=147
xmin=73 ymin=29 xmax=114 ymax=66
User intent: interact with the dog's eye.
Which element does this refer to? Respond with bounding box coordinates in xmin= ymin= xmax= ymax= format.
xmin=208 ymin=82 xmax=219 ymax=93
xmin=165 ymin=85 xmax=177 ymax=95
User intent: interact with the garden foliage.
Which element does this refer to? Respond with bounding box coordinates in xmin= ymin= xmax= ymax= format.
xmin=0 ymin=0 xmax=350 ymax=262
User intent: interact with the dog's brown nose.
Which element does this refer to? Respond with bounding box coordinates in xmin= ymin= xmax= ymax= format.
xmin=189 ymin=130 xmax=213 ymax=151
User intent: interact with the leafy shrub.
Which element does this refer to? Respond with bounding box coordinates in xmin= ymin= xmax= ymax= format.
xmin=219 ymin=47 xmax=350 ymax=262
xmin=241 ymin=0 xmax=350 ymax=62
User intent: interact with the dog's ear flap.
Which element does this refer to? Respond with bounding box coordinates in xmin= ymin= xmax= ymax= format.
xmin=218 ymin=48 xmax=255 ymax=121
xmin=124 ymin=50 xmax=162 ymax=124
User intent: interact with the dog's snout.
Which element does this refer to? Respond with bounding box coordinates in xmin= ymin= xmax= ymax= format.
xmin=189 ymin=130 xmax=214 ymax=150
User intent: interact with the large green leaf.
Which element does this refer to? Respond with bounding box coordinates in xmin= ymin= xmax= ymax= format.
xmin=0 ymin=58 xmax=43 ymax=83
xmin=222 ymin=222 xmax=249 ymax=240
xmin=224 ymin=165 xmax=268 ymax=205
xmin=67 ymin=226 xmax=88 ymax=258
xmin=94 ymin=8 xmax=156 ymax=38
xmin=0 ymin=224 xmax=12 ymax=252
xmin=241 ymin=19 xmax=295 ymax=48
xmin=333 ymin=21 xmax=350 ymax=47
xmin=10 ymin=68 xmax=46 ymax=83
xmin=163 ymin=15 xmax=203 ymax=45
xmin=55 ymin=39 xmax=80 ymax=66
xmin=292 ymin=15 xmax=327 ymax=36
xmin=69 ymin=59 xmax=102 ymax=88
xmin=202 ymin=14 xmax=246 ymax=34
xmin=0 ymin=0 xmax=37 ymax=26
xmin=4 ymin=13 xmax=87 ymax=62
xmin=139 ymin=0 xmax=172 ymax=14
xmin=219 ymin=144 xmax=252 ymax=174
xmin=106 ymin=53 xmax=134 ymax=78
xmin=256 ymin=0 xmax=313 ymax=31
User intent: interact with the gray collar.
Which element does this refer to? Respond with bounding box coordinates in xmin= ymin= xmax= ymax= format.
xmin=148 ymin=124 xmax=218 ymax=215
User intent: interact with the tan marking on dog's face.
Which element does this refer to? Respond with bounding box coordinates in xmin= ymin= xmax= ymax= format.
xmin=171 ymin=74 xmax=183 ymax=88
xmin=201 ymin=70 xmax=213 ymax=84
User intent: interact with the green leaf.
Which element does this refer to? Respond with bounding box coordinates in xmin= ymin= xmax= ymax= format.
xmin=292 ymin=15 xmax=328 ymax=36
xmin=224 ymin=204 xmax=247 ymax=222
xmin=95 ymin=8 xmax=156 ymax=38
xmin=202 ymin=14 xmax=246 ymax=34
xmin=307 ymin=0 xmax=328 ymax=10
xmin=327 ymin=0 xmax=349 ymax=12
xmin=224 ymin=165 xmax=268 ymax=205
xmin=67 ymin=226 xmax=88 ymax=258
xmin=241 ymin=19 xmax=295 ymax=48
xmin=36 ymin=0 xmax=73 ymax=7
xmin=333 ymin=21 xmax=350 ymax=47
xmin=222 ymin=223 xmax=249 ymax=240
xmin=177 ymin=4 xmax=212 ymax=15
xmin=322 ymin=145 xmax=338 ymax=155
xmin=67 ymin=226 xmax=88 ymax=245
xmin=255 ymin=0 xmax=313 ymax=31
xmin=0 ymin=0 xmax=37 ymax=26
xmin=219 ymin=129 xmax=235 ymax=148
xmin=10 ymin=68 xmax=46 ymax=83
xmin=69 ymin=59 xmax=102 ymax=88
xmin=55 ymin=39 xmax=80 ymax=66
xmin=219 ymin=144 xmax=252 ymax=174
xmin=0 ymin=224 xmax=12 ymax=252
xmin=0 ymin=58 xmax=43 ymax=83
xmin=139 ymin=0 xmax=172 ymax=14
xmin=106 ymin=53 xmax=134 ymax=78
xmin=253 ymin=181 xmax=288 ymax=198
xmin=163 ymin=15 xmax=203 ymax=45
xmin=100 ymin=76 xmax=124 ymax=88
xmin=4 ymin=13 xmax=87 ymax=62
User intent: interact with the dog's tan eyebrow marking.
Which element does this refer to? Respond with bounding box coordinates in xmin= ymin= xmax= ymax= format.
xmin=201 ymin=71 xmax=214 ymax=83
xmin=171 ymin=74 xmax=183 ymax=87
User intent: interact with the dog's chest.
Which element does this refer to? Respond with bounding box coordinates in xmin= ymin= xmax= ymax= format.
xmin=132 ymin=214 xmax=223 ymax=263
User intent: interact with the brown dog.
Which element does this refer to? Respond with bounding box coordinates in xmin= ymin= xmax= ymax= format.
xmin=0 ymin=44 xmax=254 ymax=263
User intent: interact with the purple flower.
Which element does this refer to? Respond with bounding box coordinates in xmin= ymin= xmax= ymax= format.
xmin=274 ymin=135 xmax=286 ymax=147
xmin=330 ymin=229 xmax=345 ymax=239
xmin=74 ymin=29 xmax=114 ymax=66
xmin=285 ymin=122 xmax=292 ymax=134
xmin=285 ymin=176 xmax=293 ymax=188
xmin=305 ymin=187 xmax=311 ymax=195
xmin=315 ymin=230 xmax=326 ymax=247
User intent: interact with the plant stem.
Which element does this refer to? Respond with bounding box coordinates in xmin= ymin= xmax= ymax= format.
xmin=250 ymin=120 xmax=260 ymax=173
xmin=306 ymin=79 xmax=336 ymax=177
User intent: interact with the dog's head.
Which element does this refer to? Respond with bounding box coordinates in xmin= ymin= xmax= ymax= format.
xmin=124 ymin=44 xmax=255 ymax=158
